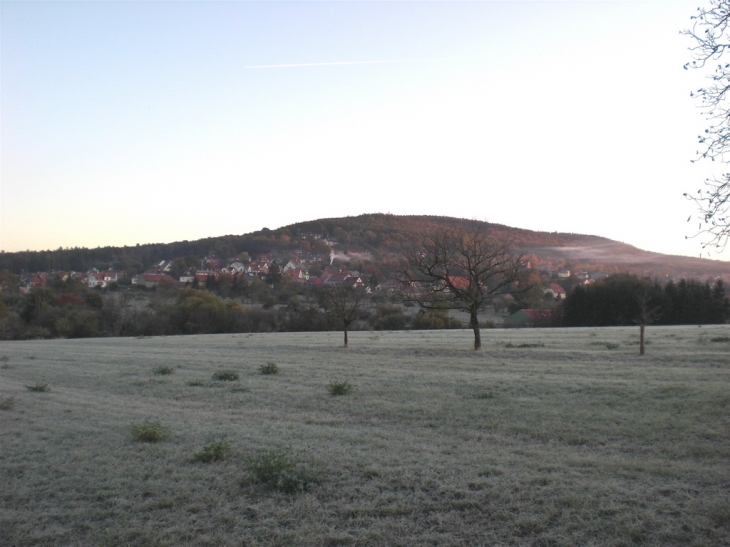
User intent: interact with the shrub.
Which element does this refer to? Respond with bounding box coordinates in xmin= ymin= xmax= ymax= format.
xmin=245 ymin=450 xmax=312 ymax=493
xmin=25 ymin=382 xmax=50 ymax=392
xmin=505 ymin=342 xmax=545 ymax=348
xmin=187 ymin=379 xmax=206 ymax=386
xmin=711 ymin=336 xmax=730 ymax=342
xmin=590 ymin=341 xmax=619 ymax=349
xmin=193 ymin=440 xmax=231 ymax=463
xmin=153 ymin=365 xmax=174 ymax=375
xmin=212 ymin=370 xmax=239 ymax=381
xmin=0 ymin=397 xmax=15 ymax=410
xmin=259 ymin=362 xmax=279 ymax=375
xmin=328 ymin=381 xmax=353 ymax=396
xmin=130 ymin=420 xmax=171 ymax=442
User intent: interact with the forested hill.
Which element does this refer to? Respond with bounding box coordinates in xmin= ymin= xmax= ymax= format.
xmin=2 ymin=214 xmax=729 ymax=279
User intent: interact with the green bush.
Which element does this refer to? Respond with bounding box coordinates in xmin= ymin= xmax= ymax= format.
xmin=328 ymin=381 xmax=353 ymax=396
xmin=25 ymin=382 xmax=50 ymax=392
xmin=130 ymin=420 xmax=171 ymax=442
xmin=212 ymin=370 xmax=239 ymax=381
xmin=590 ymin=341 xmax=619 ymax=349
xmin=153 ymin=365 xmax=174 ymax=375
xmin=187 ymin=379 xmax=206 ymax=386
xmin=245 ymin=450 xmax=312 ymax=493
xmin=259 ymin=362 xmax=279 ymax=375
xmin=0 ymin=397 xmax=15 ymax=410
xmin=711 ymin=336 xmax=730 ymax=342
xmin=193 ymin=440 xmax=231 ymax=463
xmin=505 ymin=342 xmax=545 ymax=348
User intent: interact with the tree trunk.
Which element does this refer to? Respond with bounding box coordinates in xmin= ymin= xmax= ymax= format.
xmin=639 ymin=324 xmax=645 ymax=356
xmin=470 ymin=311 xmax=481 ymax=351
xmin=343 ymin=326 xmax=348 ymax=348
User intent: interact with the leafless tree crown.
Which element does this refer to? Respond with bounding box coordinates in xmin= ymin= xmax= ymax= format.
xmin=401 ymin=222 xmax=522 ymax=312
xmin=683 ymin=0 xmax=730 ymax=252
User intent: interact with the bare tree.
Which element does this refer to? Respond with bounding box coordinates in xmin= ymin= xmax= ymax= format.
xmin=321 ymin=285 xmax=367 ymax=348
xmin=635 ymin=291 xmax=661 ymax=356
xmin=683 ymin=0 xmax=730 ymax=252
xmin=401 ymin=221 xmax=523 ymax=351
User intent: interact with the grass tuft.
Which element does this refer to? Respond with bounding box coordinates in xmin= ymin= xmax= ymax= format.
xmin=187 ymin=379 xmax=206 ymax=386
xmin=505 ymin=342 xmax=545 ymax=348
xmin=212 ymin=370 xmax=239 ymax=381
xmin=25 ymin=382 xmax=50 ymax=392
xmin=192 ymin=440 xmax=231 ymax=463
xmin=0 ymin=397 xmax=16 ymax=411
xmin=475 ymin=391 xmax=497 ymax=399
xmin=590 ymin=341 xmax=619 ymax=349
xmin=328 ymin=381 xmax=353 ymax=396
xmin=153 ymin=365 xmax=174 ymax=375
xmin=245 ymin=449 xmax=313 ymax=493
xmin=130 ymin=420 xmax=171 ymax=442
xmin=259 ymin=361 xmax=279 ymax=375
xmin=710 ymin=336 xmax=730 ymax=342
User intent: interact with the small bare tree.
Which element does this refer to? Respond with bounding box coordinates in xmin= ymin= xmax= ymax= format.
xmin=635 ymin=291 xmax=661 ymax=356
xmin=321 ymin=285 xmax=367 ymax=348
xmin=401 ymin=221 xmax=523 ymax=351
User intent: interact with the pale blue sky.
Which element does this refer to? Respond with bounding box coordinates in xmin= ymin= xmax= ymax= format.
xmin=2 ymin=0 xmax=724 ymax=260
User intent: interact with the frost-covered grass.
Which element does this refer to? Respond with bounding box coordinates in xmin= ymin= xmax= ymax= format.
xmin=1 ymin=326 xmax=729 ymax=546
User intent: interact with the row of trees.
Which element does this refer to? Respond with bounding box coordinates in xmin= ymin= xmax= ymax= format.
xmin=0 ymin=286 xmax=460 ymax=341
xmin=561 ymin=274 xmax=729 ymax=327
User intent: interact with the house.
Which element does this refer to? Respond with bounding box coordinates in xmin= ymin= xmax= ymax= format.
xmin=87 ymin=270 xmax=124 ymax=288
xmin=152 ymin=260 xmax=173 ymax=273
xmin=285 ymin=268 xmax=310 ymax=282
xmin=282 ymin=259 xmax=306 ymax=273
xmin=194 ymin=270 xmax=219 ymax=283
xmin=229 ymin=262 xmax=246 ymax=274
xmin=504 ymin=309 xmax=554 ymax=328
xmin=245 ymin=263 xmax=269 ymax=277
xmin=132 ymin=273 xmax=178 ymax=288
xmin=322 ymin=272 xmax=367 ymax=288
xmin=544 ymin=283 xmax=567 ymax=300
xmin=341 ymin=276 xmax=367 ymax=289
xmin=557 ymin=270 xmax=571 ymax=278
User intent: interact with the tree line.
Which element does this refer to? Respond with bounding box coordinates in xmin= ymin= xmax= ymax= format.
xmin=561 ymin=274 xmax=729 ymax=327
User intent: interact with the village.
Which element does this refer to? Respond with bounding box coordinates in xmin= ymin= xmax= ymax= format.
xmin=10 ymin=246 xmax=622 ymax=299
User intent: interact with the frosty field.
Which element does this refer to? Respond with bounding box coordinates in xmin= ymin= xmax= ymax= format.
xmin=1 ymin=326 xmax=729 ymax=546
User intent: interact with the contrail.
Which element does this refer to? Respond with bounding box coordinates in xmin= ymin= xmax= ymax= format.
xmin=244 ymin=59 xmax=411 ymax=69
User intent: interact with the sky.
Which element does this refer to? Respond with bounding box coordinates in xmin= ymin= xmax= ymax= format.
xmin=2 ymin=0 xmax=727 ymax=261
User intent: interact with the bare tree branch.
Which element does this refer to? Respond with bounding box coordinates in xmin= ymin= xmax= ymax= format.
xmin=321 ymin=285 xmax=367 ymax=348
xmin=683 ymin=0 xmax=730 ymax=252
xmin=399 ymin=221 xmax=524 ymax=350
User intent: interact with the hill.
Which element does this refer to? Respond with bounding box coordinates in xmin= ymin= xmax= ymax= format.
xmin=1 ymin=214 xmax=729 ymax=279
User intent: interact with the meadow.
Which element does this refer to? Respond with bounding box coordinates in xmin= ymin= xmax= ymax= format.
xmin=1 ymin=326 xmax=729 ymax=546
